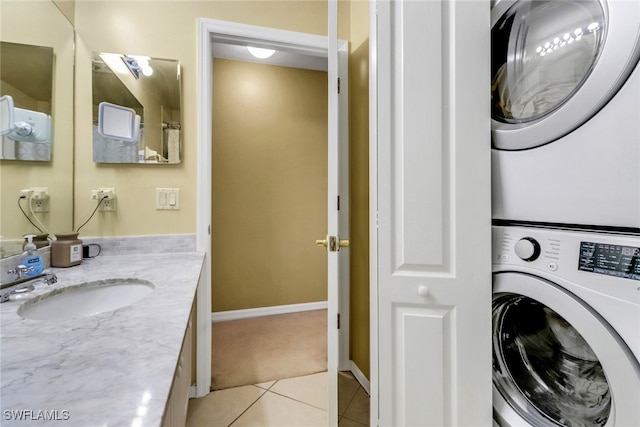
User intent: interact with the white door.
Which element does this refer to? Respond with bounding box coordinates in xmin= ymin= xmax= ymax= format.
xmin=327 ymin=1 xmax=350 ymax=424
xmin=370 ymin=0 xmax=492 ymax=425
xmin=197 ymin=19 xmax=349 ymax=407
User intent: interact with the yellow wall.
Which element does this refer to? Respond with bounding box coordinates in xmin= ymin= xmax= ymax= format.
xmin=73 ymin=1 xmax=327 ymax=237
xmin=211 ymin=59 xmax=328 ymax=311
xmin=74 ymin=0 xmax=370 ymax=379
xmin=346 ymin=0 xmax=370 ymax=379
xmin=0 ymin=0 xmax=74 ymax=247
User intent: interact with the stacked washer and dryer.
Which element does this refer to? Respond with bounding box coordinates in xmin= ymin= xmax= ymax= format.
xmin=490 ymin=0 xmax=640 ymax=426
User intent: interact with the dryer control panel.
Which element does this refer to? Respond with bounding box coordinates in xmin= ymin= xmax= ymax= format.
xmin=579 ymin=242 xmax=640 ymax=281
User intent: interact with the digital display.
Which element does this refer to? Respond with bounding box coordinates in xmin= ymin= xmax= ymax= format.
xmin=579 ymin=242 xmax=640 ymax=281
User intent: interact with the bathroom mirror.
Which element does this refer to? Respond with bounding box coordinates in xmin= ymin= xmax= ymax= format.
xmin=0 ymin=0 xmax=75 ymax=259
xmin=0 ymin=42 xmax=54 ymax=161
xmin=92 ymin=52 xmax=182 ymax=164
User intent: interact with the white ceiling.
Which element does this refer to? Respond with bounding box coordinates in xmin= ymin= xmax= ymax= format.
xmin=211 ymin=43 xmax=328 ymax=72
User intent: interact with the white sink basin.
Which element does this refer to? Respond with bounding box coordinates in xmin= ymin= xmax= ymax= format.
xmin=17 ymin=279 xmax=154 ymax=320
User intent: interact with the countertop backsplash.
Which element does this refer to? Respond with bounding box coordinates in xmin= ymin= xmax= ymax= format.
xmin=78 ymin=234 xmax=197 ymax=256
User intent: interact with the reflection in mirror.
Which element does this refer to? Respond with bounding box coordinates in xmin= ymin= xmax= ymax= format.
xmin=98 ymin=102 xmax=140 ymax=143
xmin=0 ymin=95 xmax=14 ymax=135
xmin=0 ymin=42 xmax=54 ymax=161
xmin=0 ymin=0 xmax=75 ymax=259
xmin=92 ymin=52 xmax=182 ymax=164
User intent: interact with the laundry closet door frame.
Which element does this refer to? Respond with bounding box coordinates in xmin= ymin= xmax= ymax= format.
xmin=196 ymin=17 xmax=350 ymax=408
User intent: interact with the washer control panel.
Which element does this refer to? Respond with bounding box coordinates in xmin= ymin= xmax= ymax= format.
xmin=493 ymin=228 xmax=561 ymax=272
xmin=579 ymin=241 xmax=640 ymax=281
xmin=493 ymin=225 xmax=640 ymax=282
xmin=493 ymin=225 xmax=640 ymax=314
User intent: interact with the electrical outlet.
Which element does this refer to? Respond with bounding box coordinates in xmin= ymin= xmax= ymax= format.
xmin=97 ymin=187 xmax=116 ymax=212
xmin=90 ymin=189 xmax=104 ymax=200
xmin=31 ymin=198 xmax=49 ymax=212
xmin=20 ymin=188 xmax=34 ymax=198
xmin=31 ymin=187 xmax=49 ymax=198
xmin=19 ymin=187 xmax=49 ymax=212
xmin=99 ymin=198 xmax=117 ymax=212
xmin=99 ymin=188 xmax=115 ymax=200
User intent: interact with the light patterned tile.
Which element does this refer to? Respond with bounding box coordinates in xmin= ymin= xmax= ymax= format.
xmin=270 ymin=371 xmax=328 ymax=410
xmin=232 ymin=391 xmax=327 ymax=427
xmin=186 ymin=385 xmax=265 ymax=427
xmin=342 ymin=387 xmax=370 ymax=426
xmin=339 ymin=416 xmax=369 ymax=427
xmin=255 ymin=380 xmax=277 ymax=390
xmin=338 ymin=371 xmax=360 ymax=415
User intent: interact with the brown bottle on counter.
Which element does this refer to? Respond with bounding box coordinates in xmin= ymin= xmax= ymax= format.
xmin=51 ymin=232 xmax=83 ymax=267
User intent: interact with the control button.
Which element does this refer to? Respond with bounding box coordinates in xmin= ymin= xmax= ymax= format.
xmin=514 ymin=237 xmax=541 ymax=262
xmin=501 ymin=254 xmax=509 ymax=262
xmin=547 ymin=262 xmax=558 ymax=272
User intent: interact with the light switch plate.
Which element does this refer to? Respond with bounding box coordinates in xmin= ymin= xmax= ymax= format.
xmin=156 ymin=188 xmax=180 ymax=210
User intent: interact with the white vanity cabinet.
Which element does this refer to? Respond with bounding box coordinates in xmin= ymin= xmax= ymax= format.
xmin=162 ymin=306 xmax=193 ymax=427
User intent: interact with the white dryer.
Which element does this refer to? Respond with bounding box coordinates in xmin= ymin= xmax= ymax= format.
xmin=492 ymin=225 xmax=640 ymax=426
xmin=491 ymin=0 xmax=640 ymax=231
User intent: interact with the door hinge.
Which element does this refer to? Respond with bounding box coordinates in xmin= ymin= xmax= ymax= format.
xmin=337 ymin=78 xmax=341 ymax=94
xmin=337 ymin=195 xmax=340 ymax=211
xmin=337 ymin=313 xmax=341 ymax=329
xmin=208 ymin=224 xmax=211 ymax=235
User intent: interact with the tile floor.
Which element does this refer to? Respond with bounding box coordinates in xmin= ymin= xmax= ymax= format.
xmin=186 ymin=371 xmax=369 ymax=426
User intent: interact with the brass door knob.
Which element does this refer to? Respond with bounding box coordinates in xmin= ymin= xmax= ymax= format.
xmin=315 ymin=236 xmax=350 ymax=252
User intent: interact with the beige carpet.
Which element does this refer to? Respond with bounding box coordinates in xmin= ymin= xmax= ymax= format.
xmin=211 ymin=309 xmax=327 ymax=390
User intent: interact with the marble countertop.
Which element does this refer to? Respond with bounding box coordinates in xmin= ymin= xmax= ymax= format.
xmin=0 ymin=252 xmax=205 ymax=426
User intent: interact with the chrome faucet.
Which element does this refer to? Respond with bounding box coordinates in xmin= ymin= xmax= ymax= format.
xmin=0 ymin=272 xmax=57 ymax=303
xmin=7 ymin=265 xmax=34 ymax=280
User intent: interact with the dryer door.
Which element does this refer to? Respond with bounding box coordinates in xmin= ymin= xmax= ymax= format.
xmin=491 ymin=0 xmax=640 ymax=150
xmin=492 ymin=272 xmax=640 ymax=427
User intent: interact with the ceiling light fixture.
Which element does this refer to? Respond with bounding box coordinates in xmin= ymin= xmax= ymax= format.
xmin=247 ymin=46 xmax=276 ymax=59
xmin=122 ymin=55 xmax=153 ymax=79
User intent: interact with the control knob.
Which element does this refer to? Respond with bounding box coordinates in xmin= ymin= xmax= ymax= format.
xmin=514 ymin=237 xmax=541 ymax=262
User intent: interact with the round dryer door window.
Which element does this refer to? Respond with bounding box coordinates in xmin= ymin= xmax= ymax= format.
xmin=491 ymin=0 xmax=640 ymax=150
xmin=492 ymin=272 xmax=640 ymax=426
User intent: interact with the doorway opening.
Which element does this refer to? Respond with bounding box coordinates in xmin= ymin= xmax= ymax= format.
xmin=196 ymin=18 xmax=350 ymax=423
xmin=210 ymin=49 xmax=329 ymax=390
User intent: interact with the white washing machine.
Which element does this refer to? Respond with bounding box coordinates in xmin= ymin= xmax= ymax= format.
xmin=492 ymin=225 xmax=640 ymax=426
xmin=491 ymin=0 xmax=640 ymax=231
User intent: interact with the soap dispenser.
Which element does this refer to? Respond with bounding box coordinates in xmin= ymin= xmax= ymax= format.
xmin=21 ymin=234 xmax=44 ymax=277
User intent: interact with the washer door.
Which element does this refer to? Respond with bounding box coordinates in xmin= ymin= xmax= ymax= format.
xmin=492 ymin=272 xmax=640 ymax=426
xmin=491 ymin=0 xmax=640 ymax=150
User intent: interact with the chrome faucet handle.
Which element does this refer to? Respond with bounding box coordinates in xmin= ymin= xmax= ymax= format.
xmin=7 ymin=265 xmax=33 ymax=279
xmin=44 ymin=273 xmax=57 ymax=285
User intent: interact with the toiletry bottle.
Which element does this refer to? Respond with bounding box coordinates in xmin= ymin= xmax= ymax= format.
xmin=22 ymin=234 xmax=44 ymax=277
xmin=51 ymin=232 xmax=83 ymax=267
